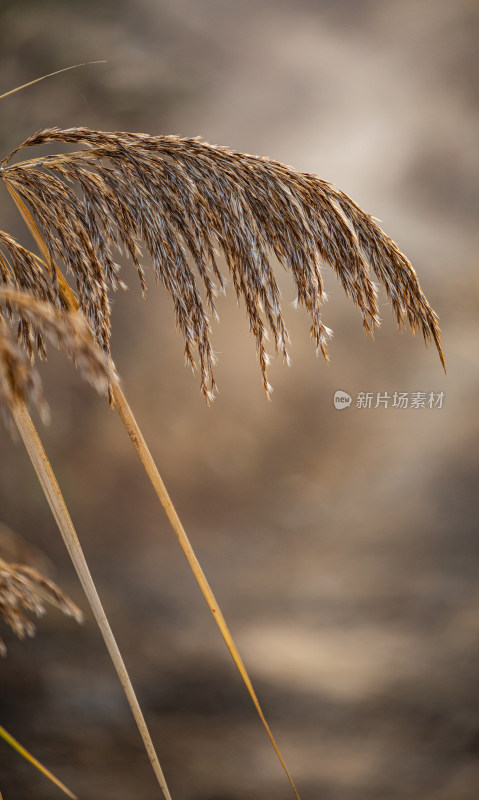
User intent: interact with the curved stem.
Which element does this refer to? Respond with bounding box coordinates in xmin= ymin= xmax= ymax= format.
xmin=0 ymin=63 xmax=106 ymax=102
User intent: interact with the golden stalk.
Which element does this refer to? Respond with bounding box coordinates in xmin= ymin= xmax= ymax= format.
xmin=11 ymin=400 xmax=173 ymax=800
xmin=0 ymin=63 xmax=106 ymax=101
xmin=112 ymin=385 xmax=301 ymax=799
xmin=0 ymin=724 xmax=77 ymax=799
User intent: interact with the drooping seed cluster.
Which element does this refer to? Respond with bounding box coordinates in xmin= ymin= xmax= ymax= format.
xmin=0 ymin=127 xmax=444 ymax=399
xmin=0 ymin=230 xmax=59 ymax=359
xmin=0 ymin=287 xmax=112 ymax=427
xmin=0 ymin=555 xmax=83 ymax=656
xmin=0 ymin=330 xmax=45 ymax=427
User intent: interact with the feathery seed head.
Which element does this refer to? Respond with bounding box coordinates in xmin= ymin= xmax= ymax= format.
xmin=0 ymin=555 xmax=83 ymax=656
xmin=0 ymin=286 xmax=113 ymax=429
xmin=1 ymin=128 xmax=444 ymax=398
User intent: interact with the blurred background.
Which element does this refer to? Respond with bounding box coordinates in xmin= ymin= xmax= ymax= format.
xmin=0 ymin=1 xmax=477 ymax=798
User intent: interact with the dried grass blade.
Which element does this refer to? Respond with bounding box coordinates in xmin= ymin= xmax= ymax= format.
xmin=11 ymin=402 xmax=173 ymax=800
xmin=0 ymin=724 xmax=77 ymax=799
xmin=0 ymin=62 xmax=106 ymax=101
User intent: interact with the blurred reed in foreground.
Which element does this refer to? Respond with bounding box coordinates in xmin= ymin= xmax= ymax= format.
xmin=0 ymin=553 xmax=83 ymax=657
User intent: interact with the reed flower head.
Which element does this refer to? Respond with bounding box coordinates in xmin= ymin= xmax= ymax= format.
xmin=0 ymin=286 xmax=113 ymax=427
xmin=0 ymin=128 xmax=444 ymax=398
xmin=0 ymin=555 xmax=83 ymax=656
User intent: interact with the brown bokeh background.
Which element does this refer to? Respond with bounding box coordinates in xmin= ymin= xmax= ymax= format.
xmin=0 ymin=1 xmax=478 ymax=798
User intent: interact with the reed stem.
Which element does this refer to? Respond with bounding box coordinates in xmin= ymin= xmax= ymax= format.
xmin=112 ymin=383 xmax=301 ymax=799
xmin=0 ymin=723 xmax=77 ymax=799
xmin=11 ymin=401 xmax=173 ymax=800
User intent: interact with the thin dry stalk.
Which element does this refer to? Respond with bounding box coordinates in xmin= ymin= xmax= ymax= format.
xmin=0 ymin=63 xmax=106 ymax=103
xmin=11 ymin=403 xmax=173 ymax=800
xmin=0 ymin=724 xmax=77 ymax=799
xmin=113 ymin=386 xmax=300 ymax=797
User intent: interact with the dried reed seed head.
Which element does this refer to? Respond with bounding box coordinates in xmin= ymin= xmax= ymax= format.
xmin=0 ymin=286 xmax=114 ymax=429
xmin=0 ymin=330 xmax=46 ymax=430
xmin=0 ymin=229 xmax=59 ymax=359
xmin=0 ymin=128 xmax=444 ymax=398
xmin=0 ymin=555 xmax=83 ymax=656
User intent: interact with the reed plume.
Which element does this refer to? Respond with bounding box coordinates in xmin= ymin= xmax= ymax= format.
xmin=0 ymin=128 xmax=444 ymax=399
xmin=0 ymin=554 xmax=83 ymax=656
xmin=0 ymin=285 xmax=112 ymax=427
xmin=0 ymin=330 xmax=45 ymax=426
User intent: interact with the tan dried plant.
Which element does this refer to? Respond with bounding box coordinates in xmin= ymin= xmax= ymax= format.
xmin=0 ymin=127 xmax=444 ymax=398
xmin=0 ymin=66 xmax=444 ymax=800
xmin=0 ymin=554 xmax=83 ymax=656
xmin=0 ymin=284 xmax=112 ymax=426
xmin=0 ymin=541 xmax=82 ymax=799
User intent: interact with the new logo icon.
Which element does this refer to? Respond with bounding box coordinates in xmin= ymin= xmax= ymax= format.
xmin=334 ymin=390 xmax=352 ymax=410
